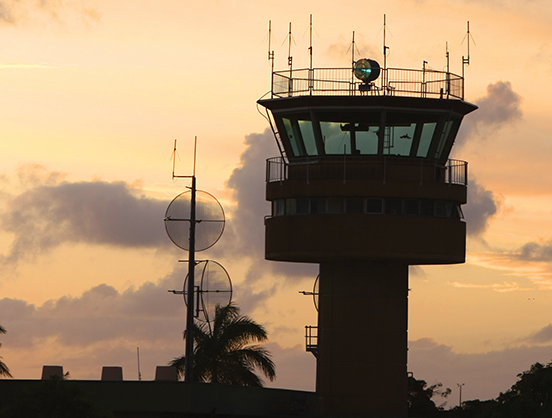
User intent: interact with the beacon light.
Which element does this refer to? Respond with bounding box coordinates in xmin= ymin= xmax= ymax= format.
xmin=353 ymin=58 xmax=381 ymax=83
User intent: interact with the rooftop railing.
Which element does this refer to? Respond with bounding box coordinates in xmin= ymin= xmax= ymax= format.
xmin=271 ymin=67 xmax=464 ymax=100
xmin=266 ymin=156 xmax=468 ymax=186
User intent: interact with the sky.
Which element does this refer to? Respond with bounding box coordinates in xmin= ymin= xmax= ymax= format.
xmin=0 ymin=0 xmax=552 ymax=406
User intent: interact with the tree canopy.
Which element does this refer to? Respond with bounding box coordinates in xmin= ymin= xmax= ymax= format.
xmin=0 ymin=325 xmax=12 ymax=379
xmin=170 ymin=303 xmax=276 ymax=386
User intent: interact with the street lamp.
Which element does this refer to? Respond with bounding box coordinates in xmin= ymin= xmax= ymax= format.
xmin=457 ymin=383 xmax=465 ymax=407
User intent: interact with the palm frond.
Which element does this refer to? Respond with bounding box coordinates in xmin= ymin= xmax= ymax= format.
xmin=0 ymin=357 xmax=12 ymax=378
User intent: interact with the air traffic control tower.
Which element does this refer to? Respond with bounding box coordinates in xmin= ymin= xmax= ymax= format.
xmin=258 ymin=57 xmax=476 ymax=417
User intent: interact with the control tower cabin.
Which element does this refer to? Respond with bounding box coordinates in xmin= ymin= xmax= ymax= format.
xmin=258 ymin=59 xmax=476 ymax=417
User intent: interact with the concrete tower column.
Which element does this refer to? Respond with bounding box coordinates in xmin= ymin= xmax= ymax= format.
xmin=318 ymin=261 xmax=408 ymax=417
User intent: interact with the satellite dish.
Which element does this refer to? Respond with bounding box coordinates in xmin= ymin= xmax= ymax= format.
xmin=354 ymin=58 xmax=381 ymax=83
xmin=164 ymin=190 xmax=225 ymax=252
xmin=313 ymin=275 xmax=319 ymax=312
xmin=183 ymin=260 xmax=233 ymax=323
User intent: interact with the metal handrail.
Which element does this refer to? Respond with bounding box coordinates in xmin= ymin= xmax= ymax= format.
xmin=271 ymin=67 xmax=464 ymax=100
xmin=266 ymin=156 xmax=468 ymax=186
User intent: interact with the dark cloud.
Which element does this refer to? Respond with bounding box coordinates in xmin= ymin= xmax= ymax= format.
xmin=0 ymin=268 xmax=187 ymax=349
xmin=0 ymin=178 xmax=173 ymax=266
xmin=527 ymin=324 xmax=552 ymax=344
xmin=517 ymin=240 xmax=552 ymax=261
xmin=224 ymin=129 xmax=318 ymax=285
xmin=455 ymin=80 xmax=522 ymax=149
xmin=409 ymin=337 xmax=552 ymax=402
xmin=464 ymin=177 xmax=500 ymax=237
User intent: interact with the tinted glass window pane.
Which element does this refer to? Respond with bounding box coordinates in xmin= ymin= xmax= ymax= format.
xmin=405 ymin=199 xmax=420 ymax=215
xmin=435 ymin=201 xmax=445 ymax=217
xmin=355 ymin=127 xmax=379 ymax=155
xmin=434 ymin=120 xmax=454 ymax=159
xmin=311 ymin=198 xmax=326 ymax=214
xmin=296 ymin=198 xmax=310 ymax=214
xmin=420 ymin=200 xmax=434 ymax=216
xmin=346 ymin=197 xmax=364 ymax=214
xmin=320 ymin=122 xmax=351 ymax=155
xmin=385 ymin=198 xmax=402 ymax=215
xmin=384 ymin=123 xmax=415 ymax=156
xmin=366 ymin=198 xmax=383 ymax=214
xmin=327 ymin=197 xmax=344 ymax=214
xmin=286 ymin=199 xmax=297 ymax=215
xmin=299 ymin=120 xmax=318 ymax=156
xmin=273 ymin=199 xmax=285 ymax=216
xmin=417 ymin=122 xmax=436 ymax=157
xmin=283 ymin=118 xmax=302 ymax=157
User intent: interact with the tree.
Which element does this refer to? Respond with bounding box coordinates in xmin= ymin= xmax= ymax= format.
xmin=0 ymin=325 xmax=12 ymax=378
xmin=408 ymin=374 xmax=451 ymax=417
xmin=169 ymin=303 xmax=276 ymax=386
xmin=496 ymin=361 xmax=552 ymax=418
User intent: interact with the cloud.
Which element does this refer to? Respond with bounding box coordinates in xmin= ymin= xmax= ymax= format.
xmin=0 ymin=269 xmax=187 ymax=349
xmin=517 ymin=240 xmax=552 ymax=261
xmin=223 ymin=129 xmax=318 ymax=286
xmin=464 ymin=177 xmax=501 ymax=237
xmin=0 ymin=173 xmax=173 ymax=267
xmin=325 ymin=34 xmax=379 ymax=64
xmin=0 ymin=0 xmax=101 ymax=25
xmin=455 ymin=80 xmax=522 ymax=149
xmin=408 ymin=337 xmax=552 ymax=402
xmin=449 ymin=281 xmax=528 ymax=292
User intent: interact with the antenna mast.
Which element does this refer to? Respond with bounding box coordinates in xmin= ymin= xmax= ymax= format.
xmin=461 ymin=21 xmax=475 ymax=98
xmin=308 ymin=15 xmax=314 ymax=95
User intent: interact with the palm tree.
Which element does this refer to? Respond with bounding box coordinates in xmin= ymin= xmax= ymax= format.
xmin=170 ymin=303 xmax=276 ymax=386
xmin=0 ymin=325 xmax=13 ymax=378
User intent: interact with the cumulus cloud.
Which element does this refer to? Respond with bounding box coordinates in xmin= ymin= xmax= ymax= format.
xmin=0 ymin=174 xmax=173 ymax=267
xmin=455 ymin=80 xmax=522 ymax=149
xmin=0 ymin=271 xmax=315 ymax=388
xmin=409 ymin=337 xmax=552 ymax=402
xmin=464 ymin=177 xmax=501 ymax=237
xmin=0 ymin=270 xmax=187 ymax=349
xmin=517 ymin=240 xmax=552 ymax=261
xmin=224 ymin=129 xmax=318 ymax=285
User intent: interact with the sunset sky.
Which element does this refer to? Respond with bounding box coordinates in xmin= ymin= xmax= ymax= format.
xmin=1 ymin=0 xmax=552 ymax=406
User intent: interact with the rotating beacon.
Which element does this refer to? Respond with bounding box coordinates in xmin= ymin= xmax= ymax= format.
xmin=258 ymin=21 xmax=477 ymax=418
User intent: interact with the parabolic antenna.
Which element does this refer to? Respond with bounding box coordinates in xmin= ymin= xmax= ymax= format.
xmin=313 ymin=275 xmax=319 ymax=312
xmin=183 ymin=260 xmax=233 ymax=323
xmin=164 ymin=190 xmax=225 ymax=252
xmin=354 ymin=58 xmax=381 ymax=83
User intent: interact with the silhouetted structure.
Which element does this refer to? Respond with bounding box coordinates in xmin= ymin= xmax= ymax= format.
xmin=258 ymin=61 xmax=476 ymax=417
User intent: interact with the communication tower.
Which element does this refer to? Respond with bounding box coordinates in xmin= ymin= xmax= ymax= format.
xmin=258 ymin=27 xmax=476 ymax=417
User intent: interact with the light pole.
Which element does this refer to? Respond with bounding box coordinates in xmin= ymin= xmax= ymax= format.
xmin=457 ymin=383 xmax=465 ymax=407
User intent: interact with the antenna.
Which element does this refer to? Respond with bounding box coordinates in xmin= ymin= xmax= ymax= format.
xmin=283 ymin=22 xmax=295 ymax=72
xmin=268 ymin=20 xmax=274 ymax=62
xmin=165 ymin=139 xmax=229 ymax=383
xmin=383 ymin=14 xmax=389 ymax=71
xmin=267 ymin=20 xmax=275 ymax=97
xmin=308 ymin=14 xmax=313 ymax=70
xmin=461 ymin=21 xmax=476 ymax=97
xmin=137 ymin=347 xmax=142 ymax=381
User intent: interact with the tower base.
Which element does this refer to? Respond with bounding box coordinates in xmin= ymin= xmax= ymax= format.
xmin=318 ymin=261 xmax=408 ymax=418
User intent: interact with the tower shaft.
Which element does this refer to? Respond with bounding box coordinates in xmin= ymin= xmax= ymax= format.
xmin=318 ymin=261 xmax=408 ymax=417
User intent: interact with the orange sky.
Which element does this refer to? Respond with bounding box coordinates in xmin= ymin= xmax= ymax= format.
xmin=1 ymin=0 xmax=552 ymax=405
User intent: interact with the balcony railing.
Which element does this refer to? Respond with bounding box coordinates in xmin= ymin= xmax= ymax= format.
xmin=272 ymin=67 xmax=464 ymax=100
xmin=266 ymin=156 xmax=468 ymax=186
xmin=305 ymin=325 xmax=318 ymax=358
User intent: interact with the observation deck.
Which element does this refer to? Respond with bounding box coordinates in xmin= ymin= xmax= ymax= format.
xmin=270 ymin=66 xmax=465 ymax=99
